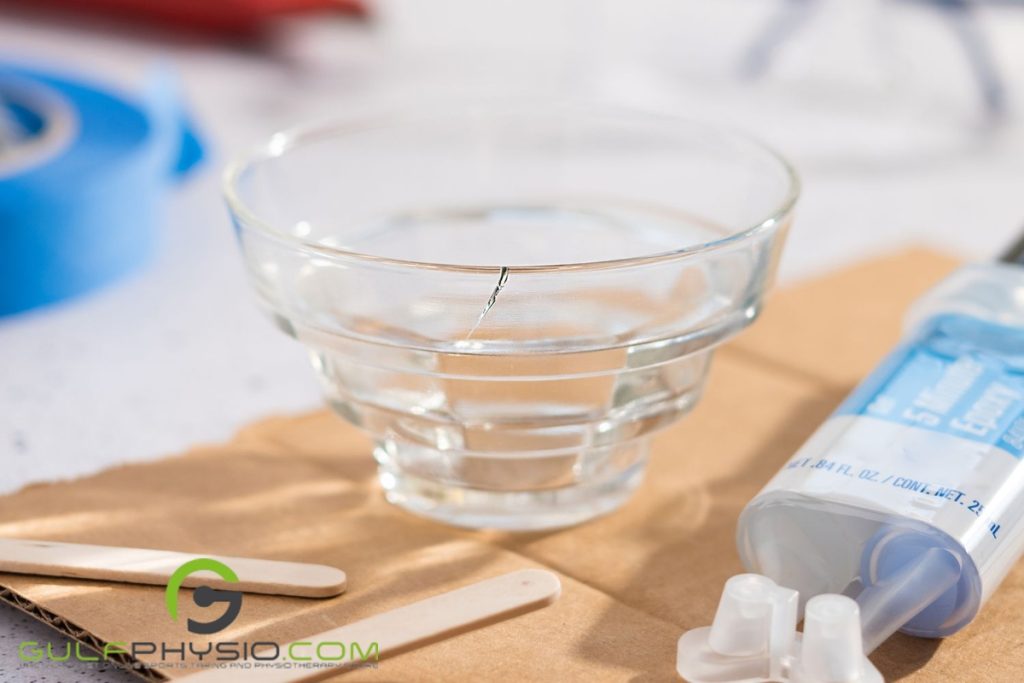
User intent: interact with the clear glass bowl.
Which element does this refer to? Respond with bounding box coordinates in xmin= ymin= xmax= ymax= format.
xmin=224 ymin=102 xmax=799 ymax=530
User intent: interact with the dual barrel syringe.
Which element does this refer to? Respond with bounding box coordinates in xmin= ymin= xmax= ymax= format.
xmin=680 ymin=233 xmax=1024 ymax=682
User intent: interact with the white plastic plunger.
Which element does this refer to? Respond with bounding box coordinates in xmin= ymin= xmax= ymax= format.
xmin=857 ymin=546 xmax=963 ymax=653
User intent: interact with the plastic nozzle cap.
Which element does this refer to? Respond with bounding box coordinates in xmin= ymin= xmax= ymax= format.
xmin=677 ymin=574 xmax=884 ymax=683
xmin=678 ymin=574 xmax=797 ymax=683
xmin=709 ymin=574 xmax=793 ymax=657
xmin=793 ymin=595 xmax=881 ymax=683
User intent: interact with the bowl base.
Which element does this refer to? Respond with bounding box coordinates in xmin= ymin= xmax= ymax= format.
xmin=375 ymin=443 xmax=648 ymax=532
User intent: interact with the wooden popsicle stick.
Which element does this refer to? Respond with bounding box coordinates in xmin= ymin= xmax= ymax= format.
xmin=182 ymin=569 xmax=562 ymax=682
xmin=0 ymin=538 xmax=346 ymax=598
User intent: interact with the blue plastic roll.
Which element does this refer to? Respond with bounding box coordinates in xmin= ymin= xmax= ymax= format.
xmin=0 ymin=63 xmax=204 ymax=316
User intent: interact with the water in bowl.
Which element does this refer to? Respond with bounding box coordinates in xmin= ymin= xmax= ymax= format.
xmin=260 ymin=201 xmax=761 ymax=529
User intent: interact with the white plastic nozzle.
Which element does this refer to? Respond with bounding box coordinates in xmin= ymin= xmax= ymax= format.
xmin=677 ymin=574 xmax=797 ymax=683
xmin=710 ymin=574 xmax=797 ymax=659
xmin=678 ymin=574 xmax=883 ymax=683
xmin=793 ymin=595 xmax=881 ymax=683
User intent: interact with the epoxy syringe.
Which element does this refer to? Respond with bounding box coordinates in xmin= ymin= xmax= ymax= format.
xmin=739 ymin=231 xmax=1024 ymax=649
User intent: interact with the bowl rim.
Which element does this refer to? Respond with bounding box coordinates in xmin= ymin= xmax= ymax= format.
xmin=222 ymin=101 xmax=800 ymax=274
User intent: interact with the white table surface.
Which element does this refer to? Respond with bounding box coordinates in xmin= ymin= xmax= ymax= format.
xmin=2 ymin=1 xmax=1024 ymax=680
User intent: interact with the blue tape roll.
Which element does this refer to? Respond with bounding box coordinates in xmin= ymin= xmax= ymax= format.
xmin=0 ymin=63 xmax=204 ymax=316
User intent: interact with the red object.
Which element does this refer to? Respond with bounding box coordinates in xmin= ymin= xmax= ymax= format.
xmin=13 ymin=0 xmax=368 ymax=34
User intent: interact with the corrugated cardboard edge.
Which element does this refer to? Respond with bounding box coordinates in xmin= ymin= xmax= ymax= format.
xmin=0 ymin=585 xmax=165 ymax=681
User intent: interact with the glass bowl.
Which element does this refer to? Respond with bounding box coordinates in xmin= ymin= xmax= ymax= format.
xmin=224 ymin=102 xmax=798 ymax=531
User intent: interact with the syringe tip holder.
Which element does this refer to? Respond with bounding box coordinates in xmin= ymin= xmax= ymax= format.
xmin=677 ymin=574 xmax=883 ymax=683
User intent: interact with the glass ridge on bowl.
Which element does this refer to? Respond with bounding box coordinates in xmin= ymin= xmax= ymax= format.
xmin=224 ymin=102 xmax=798 ymax=531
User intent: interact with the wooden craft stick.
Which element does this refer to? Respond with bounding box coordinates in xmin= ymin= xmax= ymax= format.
xmin=183 ymin=569 xmax=562 ymax=682
xmin=0 ymin=538 xmax=346 ymax=598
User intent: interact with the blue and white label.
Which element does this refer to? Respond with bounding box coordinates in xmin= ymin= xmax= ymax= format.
xmin=838 ymin=314 xmax=1024 ymax=458
xmin=756 ymin=313 xmax=1024 ymax=589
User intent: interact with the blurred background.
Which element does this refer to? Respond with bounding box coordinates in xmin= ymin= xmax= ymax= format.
xmin=1 ymin=1 xmax=1023 ymax=678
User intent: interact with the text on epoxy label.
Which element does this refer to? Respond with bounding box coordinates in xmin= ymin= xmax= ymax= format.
xmin=838 ymin=316 xmax=1024 ymax=458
